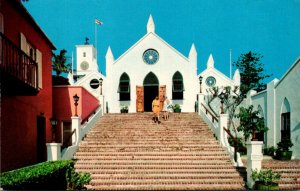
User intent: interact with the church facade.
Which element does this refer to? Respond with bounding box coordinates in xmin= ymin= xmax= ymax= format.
xmin=101 ymin=15 xmax=239 ymax=113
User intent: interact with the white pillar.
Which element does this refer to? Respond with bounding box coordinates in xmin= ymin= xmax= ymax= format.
xmin=99 ymin=95 xmax=105 ymax=116
xmin=71 ymin=116 xmax=81 ymax=145
xmin=219 ymin=113 xmax=228 ymax=146
xmin=246 ymin=141 xmax=263 ymax=189
xmin=46 ymin=143 xmax=62 ymax=161
xmin=197 ymin=93 xmax=204 ymax=115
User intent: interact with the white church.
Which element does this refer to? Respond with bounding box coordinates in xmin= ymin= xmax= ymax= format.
xmin=70 ymin=15 xmax=299 ymax=158
xmin=71 ymin=15 xmax=240 ymax=113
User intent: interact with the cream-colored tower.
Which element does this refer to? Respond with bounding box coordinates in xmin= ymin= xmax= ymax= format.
xmin=76 ymin=44 xmax=99 ymax=76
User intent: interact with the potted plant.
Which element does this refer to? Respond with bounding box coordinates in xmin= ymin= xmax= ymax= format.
xmin=263 ymin=146 xmax=276 ymax=156
xmin=172 ymin=104 xmax=181 ymax=113
xmin=235 ymin=105 xmax=268 ymax=141
xmin=251 ymin=169 xmax=281 ymax=190
xmin=275 ymin=139 xmax=293 ymax=160
xmin=120 ymin=105 xmax=129 ymax=113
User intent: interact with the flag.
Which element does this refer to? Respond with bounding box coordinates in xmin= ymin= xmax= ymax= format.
xmin=95 ymin=19 xmax=103 ymax=25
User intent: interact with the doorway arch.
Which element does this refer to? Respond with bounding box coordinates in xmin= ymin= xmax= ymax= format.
xmin=143 ymin=72 xmax=159 ymax=111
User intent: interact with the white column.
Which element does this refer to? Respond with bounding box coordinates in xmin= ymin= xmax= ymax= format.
xmin=46 ymin=143 xmax=62 ymax=161
xmin=99 ymin=95 xmax=105 ymax=116
xmin=197 ymin=93 xmax=204 ymax=115
xmin=246 ymin=141 xmax=263 ymax=189
xmin=219 ymin=113 xmax=228 ymax=146
xmin=71 ymin=116 xmax=81 ymax=145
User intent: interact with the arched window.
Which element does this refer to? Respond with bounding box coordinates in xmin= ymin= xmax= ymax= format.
xmin=172 ymin=71 xmax=184 ymax=100
xmin=118 ymin=73 xmax=130 ymax=101
xmin=281 ymin=98 xmax=291 ymax=141
xmin=257 ymin=105 xmax=265 ymax=142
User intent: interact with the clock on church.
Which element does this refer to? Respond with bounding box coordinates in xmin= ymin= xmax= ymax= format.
xmin=143 ymin=49 xmax=159 ymax=65
xmin=80 ymin=61 xmax=89 ymax=70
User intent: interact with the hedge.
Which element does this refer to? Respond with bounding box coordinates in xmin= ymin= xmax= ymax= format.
xmin=0 ymin=160 xmax=74 ymax=190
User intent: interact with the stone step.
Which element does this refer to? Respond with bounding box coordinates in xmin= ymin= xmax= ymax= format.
xmin=86 ymin=184 xmax=245 ymax=190
xmin=74 ymin=155 xmax=230 ymax=160
xmin=76 ymin=160 xmax=233 ymax=166
xmin=76 ymin=169 xmax=241 ymax=174
xmin=89 ymin=179 xmax=245 ymax=185
xmin=75 ymin=164 xmax=238 ymax=170
xmin=75 ymin=151 xmax=228 ymax=156
xmin=90 ymin=174 xmax=243 ymax=180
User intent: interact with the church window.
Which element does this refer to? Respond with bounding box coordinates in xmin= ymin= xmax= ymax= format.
xmin=206 ymin=76 xmax=216 ymax=87
xmin=172 ymin=71 xmax=184 ymax=100
xmin=118 ymin=73 xmax=130 ymax=101
xmin=83 ymin=52 xmax=86 ymax=57
xmin=281 ymin=98 xmax=291 ymax=141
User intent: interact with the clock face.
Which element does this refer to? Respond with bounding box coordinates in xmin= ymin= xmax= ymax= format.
xmin=206 ymin=76 xmax=216 ymax=87
xmin=143 ymin=49 xmax=159 ymax=65
xmin=80 ymin=61 xmax=89 ymax=70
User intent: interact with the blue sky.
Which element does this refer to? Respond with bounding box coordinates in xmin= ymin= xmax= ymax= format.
xmin=24 ymin=0 xmax=300 ymax=80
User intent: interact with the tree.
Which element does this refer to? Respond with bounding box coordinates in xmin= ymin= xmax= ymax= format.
xmin=52 ymin=49 xmax=71 ymax=76
xmin=235 ymin=105 xmax=268 ymax=141
xmin=234 ymin=51 xmax=272 ymax=95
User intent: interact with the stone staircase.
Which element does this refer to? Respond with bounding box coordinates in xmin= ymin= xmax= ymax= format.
xmin=242 ymin=157 xmax=300 ymax=190
xmin=74 ymin=113 xmax=245 ymax=190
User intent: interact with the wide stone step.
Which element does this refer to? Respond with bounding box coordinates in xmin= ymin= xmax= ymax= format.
xmin=76 ymin=160 xmax=233 ymax=166
xmin=86 ymin=184 xmax=245 ymax=190
xmin=89 ymin=179 xmax=245 ymax=186
xmin=76 ymin=168 xmax=241 ymax=174
xmin=74 ymin=155 xmax=230 ymax=160
xmin=75 ymin=164 xmax=238 ymax=170
xmin=75 ymin=151 xmax=229 ymax=158
xmin=91 ymin=174 xmax=242 ymax=180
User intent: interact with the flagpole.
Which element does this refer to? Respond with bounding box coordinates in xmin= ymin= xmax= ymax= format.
xmin=94 ymin=20 xmax=97 ymax=60
xmin=230 ymin=48 xmax=232 ymax=79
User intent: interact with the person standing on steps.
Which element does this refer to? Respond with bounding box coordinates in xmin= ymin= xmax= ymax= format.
xmin=162 ymin=96 xmax=170 ymax=121
xmin=152 ymin=96 xmax=161 ymax=124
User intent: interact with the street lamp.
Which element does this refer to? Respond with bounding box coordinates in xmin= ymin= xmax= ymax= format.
xmin=99 ymin=77 xmax=103 ymax=95
xmin=73 ymin=94 xmax=80 ymax=116
xmin=251 ymin=117 xmax=258 ymax=141
xmin=50 ymin=116 xmax=58 ymax=142
xmin=199 ymin=76 xmax=203 ymax=93
xmin=219 ymin=92 xmax=225 ymax=114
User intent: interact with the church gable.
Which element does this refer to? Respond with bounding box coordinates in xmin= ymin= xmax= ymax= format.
xmin=112 ymin=32 xmax=189 ymax=66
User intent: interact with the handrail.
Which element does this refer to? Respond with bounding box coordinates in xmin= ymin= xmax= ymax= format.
xmin=223 ymin=127 xmax=238 ymax=162
xmin=81 ymin=105 xmax=100 ymax=125
xmin=201 ymin=103 xmax=219 ymax=123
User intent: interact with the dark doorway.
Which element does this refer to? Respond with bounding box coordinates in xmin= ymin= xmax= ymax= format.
xmin=144 ymin=86 xmax=158 ymax=112
xmin=37 ymin=115 xmax=46 ymax=162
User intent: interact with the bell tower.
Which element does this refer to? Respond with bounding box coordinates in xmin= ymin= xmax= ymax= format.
xmin=76 ymin=38 xmax=99 ymax=76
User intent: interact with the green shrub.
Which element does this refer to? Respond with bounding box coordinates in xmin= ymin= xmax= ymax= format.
xmin=0 ymin=160 xmax=91 ymax=190
xmin=66 ymin=167 xmax=91 ymax=190
xmin=252 ymin=169 xmax=281 ymax=185
xmin=263 ymin=146 xmax=276 ymax=156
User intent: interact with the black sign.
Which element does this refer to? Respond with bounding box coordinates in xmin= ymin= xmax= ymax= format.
xmin=90 ymin=79 xmax=100 ymax=89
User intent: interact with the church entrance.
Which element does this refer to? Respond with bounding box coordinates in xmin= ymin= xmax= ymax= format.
xmin=144 ymin=85 xmax=158 ymax=112
xmin=136 ymin=72 xmax=166 ymax=112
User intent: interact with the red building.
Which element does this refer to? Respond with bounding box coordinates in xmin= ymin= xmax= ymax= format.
xmin=0 ymin=0 xmax=56 ymax=172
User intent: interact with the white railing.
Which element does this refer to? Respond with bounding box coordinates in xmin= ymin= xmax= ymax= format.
xmin=198 ymin=94 xmax=243 ymax=167
xmin=61 ymin=106 xmax=103 ymax=160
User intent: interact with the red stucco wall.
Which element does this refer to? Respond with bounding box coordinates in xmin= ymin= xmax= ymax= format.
xmin=0 ymin=0 xmax=54 ymax=172
xmin=53 ymin=86 xmax=100 ymax=143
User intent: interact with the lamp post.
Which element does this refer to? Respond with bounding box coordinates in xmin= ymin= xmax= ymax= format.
xmin=199 ymin=76 xmax=203 ymax=93
xmin=251 ymin=117 xmax=258 ymax=141
xmin=73 ymin=94 xmax=80 ymax=116
xmin=50 ymin=116 xmax=58 ymax=142
xmin=219 ymin=92 xmax=225 ymax=114
xmin=99 ymin=77 xmax=103 ymax=95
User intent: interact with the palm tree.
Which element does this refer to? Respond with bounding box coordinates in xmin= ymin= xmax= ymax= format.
xmin=52 ymin=49 xmax=71 ymax=76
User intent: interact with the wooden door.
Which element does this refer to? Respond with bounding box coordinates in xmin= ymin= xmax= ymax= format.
xmin=37 ymin=115 xmax=46 ymax=162
xmin=136 ymin=86 xmax=144 ymax=112
xmin=159 ymin=85 xmax=166 ymax=111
